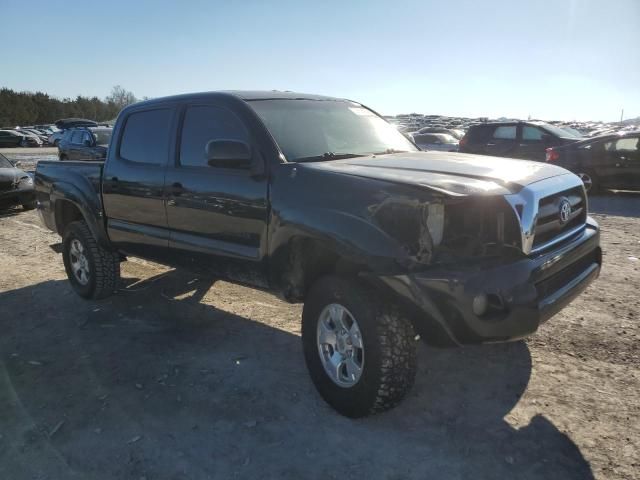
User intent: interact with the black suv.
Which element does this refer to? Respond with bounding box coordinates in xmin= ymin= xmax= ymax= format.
xmin=58 ymin=126 xmax=112 ymax=161
xmin=460 ymin=121 xmax=582 ymax=161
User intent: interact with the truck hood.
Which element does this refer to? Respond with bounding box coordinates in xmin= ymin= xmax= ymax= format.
xmin=302 ymin=151 xmax=572 ymax=196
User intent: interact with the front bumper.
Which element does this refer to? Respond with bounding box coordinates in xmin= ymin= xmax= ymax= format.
xmin=0 ymin=187 xmax=35 ymax=207
xmin=375 ymin=217 xmax=601 ymax=345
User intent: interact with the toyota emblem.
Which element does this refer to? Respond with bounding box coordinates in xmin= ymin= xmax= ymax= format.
xmin=559 ymin=198 xmax=571 ymax=224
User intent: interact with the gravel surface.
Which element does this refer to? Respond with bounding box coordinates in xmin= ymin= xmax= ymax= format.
xmin=0 ymin=198 xmax=638 ymax=480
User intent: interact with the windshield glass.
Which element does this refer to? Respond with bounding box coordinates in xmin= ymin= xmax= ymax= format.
xmin=92 ymin=129 xmax=112 ymax=145
xmin=248 ymin=99 xmax=417 ymax=161
xmin=541 ymin=123 xmax=582 ymax=138
xmin=561 ymin=127 xmax=584 ymax=138
xmin=0 ymin=154 xmax=12 ymax=168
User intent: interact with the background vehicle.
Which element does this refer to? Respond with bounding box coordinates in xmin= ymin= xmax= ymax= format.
xmin=58 ymin=126 xmax=112 ymax=161
xmin=0 ymin=129 xmax=26 ymax=147
xmin=546 ymin=132 xmax=640 ymax=193
xmin=416 ymin=127 xmax=465 ymax=140
xmin=11 ymin=129 xmax=43 ymax=147
xmin=412 ymin=132 xmax=459 ymax=151
xmin=35 ymin=91 xmax=601 ymax=418
xmin=459 ymin=121 xmax=582 ymax=161
xmin=19 ymin=128 xmax=49 ymax=143
xmin=0 ymin=153 xmax=35 ymax=210
xmin=47 ymin=130 xmax=66 ymax=146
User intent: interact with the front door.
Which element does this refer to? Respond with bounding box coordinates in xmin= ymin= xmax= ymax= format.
xmin=102 ymin=106 xmax=177 ymax=261
xmin=68 ymin=130 xmax=85 ymax=160
xmin=164 ymin=103 xmax=269 ymax=287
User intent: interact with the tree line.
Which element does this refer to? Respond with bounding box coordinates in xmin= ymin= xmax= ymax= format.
xmin=0 ymin=86 xmax=139 ymax=127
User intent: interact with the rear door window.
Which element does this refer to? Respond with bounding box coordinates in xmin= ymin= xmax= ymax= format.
xmin=119 ymin=108 xmax=174 ymax=165
xmin=71 ymin=131 xmax=84 ymax=144
xmin=493 ymin=126 xmax=516 ymax=140
xmin=522 ymin=126 xmax=544 ymax=141
xmin=466 ymin=125 xmax=494 ymax=143
xmin=614 ymin=137 xmax=639 ymax=152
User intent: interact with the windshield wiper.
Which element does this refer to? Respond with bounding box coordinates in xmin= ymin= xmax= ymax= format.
xmin=294 ymin=152 xmax=367 ymax=163
xmin=371 ymin=148 xmax=408 ymax=155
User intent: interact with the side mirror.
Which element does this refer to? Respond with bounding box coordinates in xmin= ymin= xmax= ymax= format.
xmin=206 ymin=139 xmax=252 ymax=169
xmin=83 ymin=139 xmax=92 ymax=147
xmin=14 ymin=161 xmax=22 ymax=168
xmin=541 ymin=133 xmax=553 ymax=144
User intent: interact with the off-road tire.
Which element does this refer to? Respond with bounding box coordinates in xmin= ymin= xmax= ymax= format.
xmin=22 ymin=201 xmax=36 ymax=210
xmin=302 ymin=275 xmax=417 ymax=417
xmin=62 ymin=220 xmax=120 ymax=299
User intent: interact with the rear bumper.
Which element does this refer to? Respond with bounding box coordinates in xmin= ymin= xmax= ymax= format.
xmin=375 ymin=217 xmax=601 ymax=345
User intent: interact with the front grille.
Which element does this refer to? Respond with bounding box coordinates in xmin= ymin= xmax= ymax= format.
xmin=535 ymin=249 xmax=599 ymax=300
xmin=532 ymin=186 xmax=586 ymax=250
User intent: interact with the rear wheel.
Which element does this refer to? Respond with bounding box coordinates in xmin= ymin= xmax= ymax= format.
xmin=302 ymin=276 xmax=417 ymax=417
xmin=576 ymin=170 xmax=599 ymax=194
xmin=62 ymin=221 xmax=120 ymax=299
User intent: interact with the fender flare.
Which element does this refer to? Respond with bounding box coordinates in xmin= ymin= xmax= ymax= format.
xmin=50 ymin=182 xmax=110 ymax=248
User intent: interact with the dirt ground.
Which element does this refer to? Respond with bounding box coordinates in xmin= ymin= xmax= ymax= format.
xmin=0 ymin=193 xmax=638 ymax=479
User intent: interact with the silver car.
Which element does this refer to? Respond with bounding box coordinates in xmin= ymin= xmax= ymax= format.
xmin=412 ymin=133 xmax=459 ymax=152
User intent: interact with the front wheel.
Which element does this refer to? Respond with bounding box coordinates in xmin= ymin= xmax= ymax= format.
xmin=22 ymin=201 xmax=36 ymax=211
xmin=62 ymin=221 xmax=120 ymax=299
xmin=577 ymin=170 xmax=600 ymax=194
xmin=302 ymin=276 xmax=417 ymax=417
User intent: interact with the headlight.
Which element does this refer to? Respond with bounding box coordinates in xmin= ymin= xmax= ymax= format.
xmin=19 ymin=176 xmax=33 ymax=187
xmin=424 ymin=203 xmax=444 ymax=246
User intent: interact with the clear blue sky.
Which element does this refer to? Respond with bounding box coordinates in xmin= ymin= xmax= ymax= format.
xmin=2 ymin=0 xmax=639 ymax=121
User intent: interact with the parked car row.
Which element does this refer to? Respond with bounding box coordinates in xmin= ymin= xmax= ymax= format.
xmin=0 ymin=129 xmax=44 ymax=147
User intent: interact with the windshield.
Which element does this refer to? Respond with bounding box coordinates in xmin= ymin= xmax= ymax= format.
xmin=0 ymin=154 xmax=12 ymax=168
xmin=92 ymin=129 xmax=112 ymax=145
xmin=561 ymin=127 xmax=584 ymax=138
xmin=541 ymin=123 xmax=582 ymax=138
xmin=248 ymin=99 xmax=417 ymax=161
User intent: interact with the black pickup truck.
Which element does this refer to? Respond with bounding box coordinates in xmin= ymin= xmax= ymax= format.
xmin=35 ymin=91 xmax=601 ymax=417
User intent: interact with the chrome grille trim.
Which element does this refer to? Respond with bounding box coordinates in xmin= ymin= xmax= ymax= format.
xmin=504 ymin=174 xmax=587 ymax=255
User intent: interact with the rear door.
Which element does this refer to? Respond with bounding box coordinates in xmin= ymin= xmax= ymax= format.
xmin=485 ymin=124 xmax=518 ymax=157
xmin=76 ymin=131 xmax=93 ymax=160
xmin=164 ymin=103 xmax=269 ymax=286
xmin=516 ymin=125 xmax=548 ymax=161
xmin=608 ymin=135 xmax=640 ymax=188
xmin=102 ymin=106 xmax=177 ymax=261
xmin=68 ymin=130 xmax=85 ymax=160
